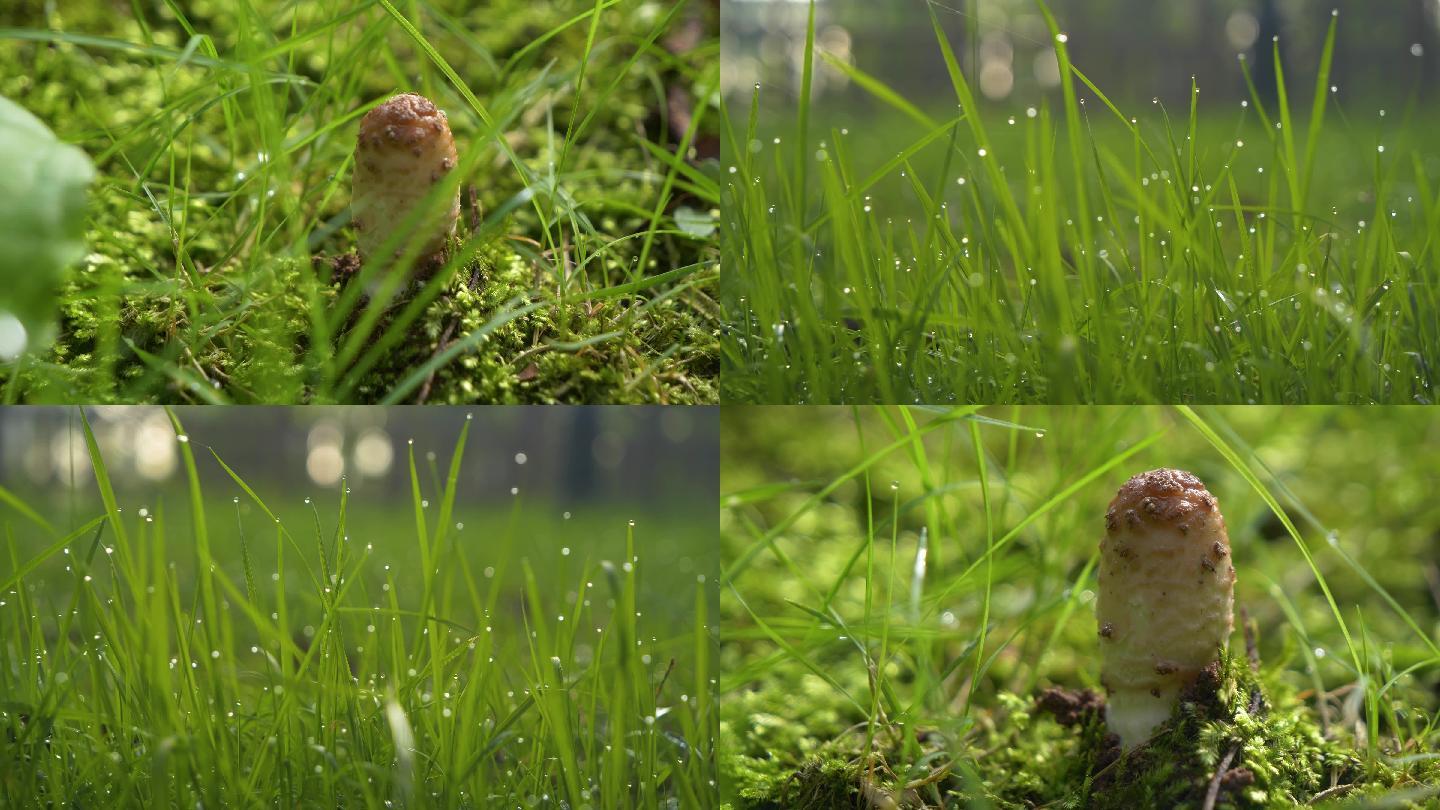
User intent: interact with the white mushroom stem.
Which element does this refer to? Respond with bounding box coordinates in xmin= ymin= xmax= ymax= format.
xmin=352 ymin=92 xmax=459 ymax=267
xmin=1097 ymin=469 xmax=1235 ymax=749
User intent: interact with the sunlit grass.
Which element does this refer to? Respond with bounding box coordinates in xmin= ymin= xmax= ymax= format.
xmin=719 ymin=404 xmax=1440 ymax=806
xmin=0 ymin=0 xmax=719 ymax=404
xmin=720 ymin=0 xmax=1440 ymax=404
xmin=0 ymin=409 xmax=718 ymax=807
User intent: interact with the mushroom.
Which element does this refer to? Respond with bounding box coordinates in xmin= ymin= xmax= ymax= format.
xmin=1097 ymin=468 xmax=1235 ymax=749
xmin=352 ymin=92 xmax=460 ymax=268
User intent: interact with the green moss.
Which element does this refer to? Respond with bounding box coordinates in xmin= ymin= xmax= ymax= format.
xmin=1080 ymin=657 xmax=1358 ymax=809
xmin=721 ymin=673 xmax=860 ymax=805
xmin=726 ymin=657 xmax=1391 ymax=809
xmin=347 ymin=240 xmax=718 ymax=404
xmin=0 ymin=0 xmax=718 ymax=403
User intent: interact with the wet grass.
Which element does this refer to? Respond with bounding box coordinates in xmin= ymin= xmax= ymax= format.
xmin=720 ymin=405 xmax=1440 ymax=807
xmin=0 ymin=0 xmax=719 ymax=404
xmin=0 ymin=409 xmax=718 ymax=806
xmin=720 ymin=0 xmax=1440 ymax=404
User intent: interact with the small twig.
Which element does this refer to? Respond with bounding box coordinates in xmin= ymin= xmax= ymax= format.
xmin=1309 ymin=783 xmax=1356 ymax=803
xmin=653 ymin=657 xmax=676 ymax=703
xmin=1241 ymin=605 xmax=1260 ymax=672
xmin=415 ymin=320 xmax=457 ymax=404
xmin=903 ymin=762 xmax=953 ymax=791
xmin=857 ymin=776 xmax=901 ymax=810
xmin=466 ymin=184 xmax=482 ymax=233
xmin=1202 ymin=746 xmax=1239 ymax=810
xmin=558 ymin=232 xmax=574 ymax=291
xmin=509 ymin=343 xmax=549 ymax=368
xmin=1203 ymin=689 xmax=1264 ymax=810
xmin=1424 ymin=562 xmax=1440 ymax=613
xmin=865 ymin=661 xmax=892 ymax=728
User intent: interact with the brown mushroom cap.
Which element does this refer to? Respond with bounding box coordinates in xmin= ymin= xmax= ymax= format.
xmin=1105 ymin=468 xmax=1218 ymax=531
xmin=357 ymin=93 xmax=451 ymax=150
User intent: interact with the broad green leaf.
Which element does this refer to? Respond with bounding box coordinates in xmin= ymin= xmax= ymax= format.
xmin=0 ymin=95 xmax=95 ymax=357
xmin=673 ymin=206 xmax=716 ymax=238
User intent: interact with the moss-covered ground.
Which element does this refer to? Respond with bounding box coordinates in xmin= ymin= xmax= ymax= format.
xmin=719 ymin=3 xmax=1440 ymax=405
xmin=1 ymin=0 xmax=718 ymax=403
xmin=720 ymin=406 xmax=1440 ymax=808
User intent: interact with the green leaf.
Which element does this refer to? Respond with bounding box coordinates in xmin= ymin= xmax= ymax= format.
xmin=673 ymin=206 xmax=716 ymax=238
xmin=0 ymin=96 xmax=95 ymax=356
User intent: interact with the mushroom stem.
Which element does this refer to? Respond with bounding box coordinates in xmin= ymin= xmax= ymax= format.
xmin=1097 ymin=469 xmax=1235 ymax=749
xmin=352 ymin=92 xmax=459 ymax=270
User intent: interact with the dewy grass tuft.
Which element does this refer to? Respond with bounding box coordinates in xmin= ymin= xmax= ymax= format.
xmin=0 ymin=408 xmax=717 ymax=807
xmin=719 ymin=405 xmax=1440 ymax=807
xmin=0 ymin=0 xmax=719 ymax=404
xmin=720 ymin=0 xmax=1440 ymax=405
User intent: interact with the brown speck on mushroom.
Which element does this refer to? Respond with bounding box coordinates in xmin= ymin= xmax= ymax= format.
xmin=352 ymin=92 xmax=460 ymax=270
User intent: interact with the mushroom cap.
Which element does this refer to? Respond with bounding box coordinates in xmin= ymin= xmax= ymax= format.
xmin=357 ymin=93 xmax=451 ymax=148
xmin=1104 ymin=468 xmax=1218 ymax=532
xmin=1098 ymin=468 xmax=1235 ymax=737
xmin=352 ymin=93 xmax=460 ymax=265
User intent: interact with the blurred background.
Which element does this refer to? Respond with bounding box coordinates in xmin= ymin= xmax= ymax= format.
xmin=0 ymin=406 xmax=718 ymax=642
xmin=0 ymin=406 xmax=714 ymax=501
xmin=723 ymin=0 xmax=1440 ymax=109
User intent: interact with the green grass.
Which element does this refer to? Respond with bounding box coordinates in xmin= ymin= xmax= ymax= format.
xmin=720 ymin=0 xmax=1440 ymax=404
xmin=0 ymin=408 xmax=718 ymax=807
xmin=0 ymin=0 xmax=719 ymax=404
xmin=719 ymin=405 xmax=1440 ymax=807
